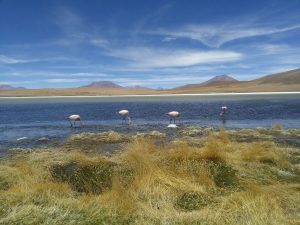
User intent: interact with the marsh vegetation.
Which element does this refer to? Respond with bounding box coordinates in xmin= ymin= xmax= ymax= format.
xmin=0 ymin=128 xmax=300 ymax=224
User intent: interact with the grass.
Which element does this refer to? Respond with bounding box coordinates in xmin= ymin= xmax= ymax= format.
xmin=0 ymin=129 xmax=299 ymax=224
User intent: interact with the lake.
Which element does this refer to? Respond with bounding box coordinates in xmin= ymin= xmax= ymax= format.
xmin=0 ymin=93 xmax=300 ymax=153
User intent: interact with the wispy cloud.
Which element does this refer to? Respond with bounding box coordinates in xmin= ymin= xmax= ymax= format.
xmin=0 ymin=55 xmax=27 ymax=64
xmin=107 ymin=47 xmax=242 ymax=68
xmin=45 ymin=78 xmax=83 ymax=83
xmin=257 ymin=44 xmax=294 ymax=55
xmin=53 ymin=5 xmax=109 ymax=49
xmin=2 ymin=71 xmax=109 ymax=78
xmin=0 ymin=54 xmax=78 ymax=65
xmin=152 ymin=23 xmax=300 ymax=48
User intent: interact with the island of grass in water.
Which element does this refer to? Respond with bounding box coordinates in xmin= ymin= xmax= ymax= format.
xmin=0 ymin=126 xmax=300 ymax=225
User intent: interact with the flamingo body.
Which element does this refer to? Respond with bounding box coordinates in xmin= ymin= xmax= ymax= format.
xmin=167 ymin=111 xmax=180 ymax=118
xmin=118 ymin=110 xmax=129 ymax=117
xmin=117 ymin=110 xmax=131 ymax=124
xmin=220 ymin=106 xmax=228 ymax=116
xmin=68 ymin=114 xmax=83 ymax=127
xmin=68 ymin=115 xmax=81 ymax=121
xmin=166 ymin=111 xmax=180 ymax=124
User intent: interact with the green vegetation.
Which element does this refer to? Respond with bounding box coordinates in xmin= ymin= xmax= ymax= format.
xmin=0 ymin=128 xmax=300 ymax=224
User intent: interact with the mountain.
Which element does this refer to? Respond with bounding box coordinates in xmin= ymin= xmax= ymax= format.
xmin=1 ymin=69 xmax=299 ymax=96
xmin=252 ymin=68 xmax=300 ymax=85
xmin=81 ymin=81 xmax=154 ymax=90
xmin=0 ymin=84 xmax=26 ymax=90
xmin=125 ymin=85 xmax=153 ymax=90
xmin=82 ymin=81 xmax=123 ymax=88
xmin=201 ymin=74 xmax=238 ymax=86
xmin=176 ymin=75 xmax=239 ymax=89
xmin=172 ymin=69 xmax=300 ymax=93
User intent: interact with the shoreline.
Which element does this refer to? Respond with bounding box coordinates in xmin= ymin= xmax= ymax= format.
xmin=1 ymin=91 xmax=300 ymax=99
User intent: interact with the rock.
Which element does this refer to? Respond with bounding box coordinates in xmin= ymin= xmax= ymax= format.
xmin=38 ymin=137 xmax=50 ymax=142
xmin=168 ymin=124 xmax=177 ymax=128
xmin=17 ymin=137 xmax=28 ymax=141
xmin=135 ymin=131 xmax=166 ymax=138
xmin=277 ymin=169 xmax=295 ymax=178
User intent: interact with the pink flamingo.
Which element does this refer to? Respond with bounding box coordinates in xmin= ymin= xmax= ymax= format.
xmin=166 ymin=111 xmax=180 ymax=124
xmin=117 ymin=110 xmax=131 ymax=124
xmin=68 ymin=115 xmax=83 ymax=127
xmin=220 ymin=106 xmax=228 ymax=116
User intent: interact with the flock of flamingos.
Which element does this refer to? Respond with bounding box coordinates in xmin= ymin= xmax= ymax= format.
xmin=67 ymin=106 xmax=228 ymax=127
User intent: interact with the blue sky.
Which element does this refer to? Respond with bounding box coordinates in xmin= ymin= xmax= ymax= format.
xmin=0 ymin=0 xmax=300 ymax=88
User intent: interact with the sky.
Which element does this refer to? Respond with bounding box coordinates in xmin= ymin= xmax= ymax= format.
xmin=0 ymin=0 xmax=300 ymax=89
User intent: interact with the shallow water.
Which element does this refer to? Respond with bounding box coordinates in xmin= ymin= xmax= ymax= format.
xmin=0 ymin=94 xmax=299 ymax=153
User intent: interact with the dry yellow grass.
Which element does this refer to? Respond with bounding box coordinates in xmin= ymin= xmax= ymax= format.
xmin=0 ymin=130 xmax=299 ymax=224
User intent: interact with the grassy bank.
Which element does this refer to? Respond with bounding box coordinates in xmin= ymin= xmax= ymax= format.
xmin=0 ymin=128 xmax=300 ymax=224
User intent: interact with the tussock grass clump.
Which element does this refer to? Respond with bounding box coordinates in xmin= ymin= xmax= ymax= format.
xmin=68 ymin=131 xmax=127 ymax=143
xmin=50 ymin=160 xmax=116 ymax=194
xmin=272 ymin=123 xmax=283 ymax=131
xmin=219 ymin=128 xmax=230 ymax=144
xmin=0 ymin=129 xmax=299 ymax=224
xmin=208 ymin=189 xmax=289 ymax=225
xmin=211 ymin=163 xmax=238 ymax=187
xmin=241 ymin=142 xmax=290 ymax=168
xmin=175 ymin=191 xmax=215 ymax=211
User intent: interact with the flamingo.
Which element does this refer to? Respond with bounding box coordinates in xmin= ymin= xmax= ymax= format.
xmin=117 ymin=110 xmax=131 ymax=124
xmin=68 ymin=114 xmax=83 ymax=127
xmin=220 ymin=106 xmax=228 ymax=116
xmin=166 ymin=111 xmax=180 ymax=124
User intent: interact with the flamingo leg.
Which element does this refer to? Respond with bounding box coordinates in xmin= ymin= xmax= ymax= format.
xmin=127 ymin=116 xmax=131 ymax=125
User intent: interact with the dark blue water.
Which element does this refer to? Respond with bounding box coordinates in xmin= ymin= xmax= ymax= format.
xmin=0 ymin=94 xmax=300 ymax=153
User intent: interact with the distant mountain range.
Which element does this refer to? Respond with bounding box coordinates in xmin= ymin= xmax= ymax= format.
xmin=0 ymin=68 xmax=299 ymax=96
xmin=0 ymin=84 xmax=26 ymax=90
xmin=81 ymin=81 xmax=152 ymax=90
xmin=81 ymin=69 xmax=300 ymax=91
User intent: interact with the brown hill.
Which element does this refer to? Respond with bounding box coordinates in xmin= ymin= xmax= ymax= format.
xmin=252 ymin=68 xmax=300 ymax=85
xmin=176 ymin=75 xmax=239 ymax=89
xmin=172 ymin=69 xmax=300 ymax=93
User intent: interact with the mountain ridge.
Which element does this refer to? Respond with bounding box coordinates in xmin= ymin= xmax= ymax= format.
xmin=81 ymin=81 xmax=123 ymax=88
xmin=175 ymin=74 xmax=239 ymax=89
xmin=0 ymin=84 xmax=26 ymax=90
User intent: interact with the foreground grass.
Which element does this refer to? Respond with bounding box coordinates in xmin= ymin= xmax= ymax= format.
xmin=0 ymin=129 xmax=300 ymax=224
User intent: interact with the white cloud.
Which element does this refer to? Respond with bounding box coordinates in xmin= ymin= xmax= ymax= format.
xmin=258 ymin=44 xmax=293 ymax=54
xmin=162 ymin=37 xmax=177 ymax=42
xmin=152 ymin=23 xmax=300 ymax=48
xmin=45 ymin=78 xmax=82 ymax=83
xmin=0 ymin=55 xmax=27 ymax=64
xmin=108 ymin=75 xmax=216 ymax=87
xmin=107 ymin=47 xmax=242 ymax=68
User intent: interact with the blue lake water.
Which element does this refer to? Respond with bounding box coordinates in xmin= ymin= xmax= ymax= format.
xmin=0 ymin=94 xmax=300 ymax=153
